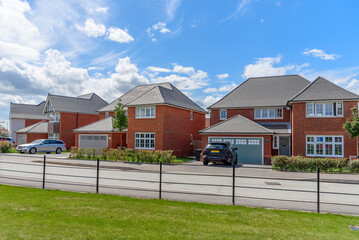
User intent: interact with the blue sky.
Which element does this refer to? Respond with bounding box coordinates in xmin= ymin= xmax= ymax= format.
xmin=1 ymin=0 xmax=359 ymax=126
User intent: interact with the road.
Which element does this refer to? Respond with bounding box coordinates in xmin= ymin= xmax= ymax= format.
xmin=0 ymin=153 xmax=358 ymax=215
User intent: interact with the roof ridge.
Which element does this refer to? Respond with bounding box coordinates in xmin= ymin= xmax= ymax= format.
xmin=125 ymin=85 xmax=158 ymax=106
xmin=10 ymin=101 xmax=46 ymax=107
xmin=287 ymin=77 xmax=318 ymax=103
xmin=48 ymin=93 xmax=97 ymax=101
xmin=246 ymin=74 xmax=303 ymax=80
xmin=154 ymin=86 xmax=166 ymax=103
xmin=318 ymin=76 xmax=359 ymax=97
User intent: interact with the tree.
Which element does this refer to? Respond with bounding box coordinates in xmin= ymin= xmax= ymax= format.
xmin=343 ymin=107 xmax=359 ymax=156
xmin=0 ymin=121 xmax=9 ymax=137
xmin=113 ymin=100 xmax=128 ymax=149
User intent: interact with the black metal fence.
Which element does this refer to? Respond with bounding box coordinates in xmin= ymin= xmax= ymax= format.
xmin=0 ymin=154 xmax=359 ymax=215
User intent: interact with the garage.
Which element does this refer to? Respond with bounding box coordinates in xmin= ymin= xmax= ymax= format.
xmin=79 ymin=134 xmax=108 ymax=150
xmin=209 ymin=137 xmax=263 ymax=164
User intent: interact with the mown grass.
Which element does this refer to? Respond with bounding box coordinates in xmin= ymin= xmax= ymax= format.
xmin=0 ymin=185 xmax=358 ymax=239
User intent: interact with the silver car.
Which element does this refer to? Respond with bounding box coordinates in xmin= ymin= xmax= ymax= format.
xmin=16 ymin=139 xmax=66 ymax=154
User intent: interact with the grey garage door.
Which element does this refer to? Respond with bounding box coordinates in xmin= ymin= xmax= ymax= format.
xmin=208 ymin=137 xmax=263 ymax=165
xmin=79 ymin=135 xmax=108 ymax=151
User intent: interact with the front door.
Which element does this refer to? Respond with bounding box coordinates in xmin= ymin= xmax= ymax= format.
xmin=279 ymin=136 xmax=290 ymax=156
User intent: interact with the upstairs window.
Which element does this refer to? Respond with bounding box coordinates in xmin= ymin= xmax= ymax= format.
xmin=190 ymin=111 xmax=193 ymax=120
xmin=306 ymin=102 xmax=343 ymax=117
xmin=254 ymin=108 xmax=283 ymax=119
xmin=135 ymin=106 xmax=156 ymax=118
xmin=220 ymin=109 xmax=227 ymax=120
xmin=49 ymin=112 xmax=60 ymax=122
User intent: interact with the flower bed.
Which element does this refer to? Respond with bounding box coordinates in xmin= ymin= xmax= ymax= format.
xmin=69 ymin=147 xmax=176 ymax=164
xmin=271 ymin=155 xmax=359 ymax=173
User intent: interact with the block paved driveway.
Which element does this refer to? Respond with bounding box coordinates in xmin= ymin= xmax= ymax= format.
xmin=1 ymin=153 xmax=359 ymax=215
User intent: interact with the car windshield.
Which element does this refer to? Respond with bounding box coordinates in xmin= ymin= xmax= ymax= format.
xmin=31 ymin=139 xmax=44 ymax=144
xmin=207 ymin=143 xmax=227 ymax=149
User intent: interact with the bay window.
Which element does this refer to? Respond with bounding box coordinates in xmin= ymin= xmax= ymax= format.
xmin=306 ymin=135 xmax=343 ymax=157
xmin=49 ymin=112 xmax=60 ymax=122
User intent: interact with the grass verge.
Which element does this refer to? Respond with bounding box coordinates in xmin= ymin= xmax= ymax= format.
xmin=0 ymin=185 xmax=358 ymax=239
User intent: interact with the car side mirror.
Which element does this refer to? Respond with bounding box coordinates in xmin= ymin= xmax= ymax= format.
xmin=40 ymin=143 xmax=44 ymax=145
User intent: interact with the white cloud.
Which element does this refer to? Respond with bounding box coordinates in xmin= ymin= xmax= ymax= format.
xmin=166 ymin=0 xmax=181 ymax=21
xmin=243 ymin=55 xmax=299 ymax=79
xmin=147 ymin=22 xmax=171 ymax=41
xmin=275 ymin=1 xmax=281 ymax=6
xmin=203 ymin=88 xmax=217 ymax=94
xmin=222 ymin=0 xmax=252 ymax=22
xmin=303 ymin=48 xmax=339 ymax=60
xmin=203 ymin=96 xmax=222 ymax=107
xmin=0 ymin=0 xmax=47 ymax=61
xmin=173 ymin=65 xmax=195 ymax=74
xmin=95 ymin=6 xmax=108 ymax=14
xmin=216 ymin=73 xmax=229 ymax=80
xmin=146 ymin=66 xmax=172 ymax=73
xmin=108 ymin=27 xmax=134 ymax=43
xmin=75 ymin=19 xmax=106 ymax=37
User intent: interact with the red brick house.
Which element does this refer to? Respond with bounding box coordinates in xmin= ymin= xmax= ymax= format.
xmin=9 ymin=101 xmax=48 ymax=144
xmin=15 ymin=121 xmax=49 ymax=144
xmin=200 ymin=75 xmax=359 ymax=164
xmin=288 ymin=77 xmax=359 ymax=159
xmin=75 ymin=83 xmax=207 ymax=156
xmin=40 ymin=93 xmax=108 ymax=147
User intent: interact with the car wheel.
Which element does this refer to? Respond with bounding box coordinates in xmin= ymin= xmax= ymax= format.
xmin=56 ymin=148 xmax=62 ymax=154
xmin=20 ymin=152 xmax=24 ymax=154
xmin=29 ymin=148 xmax=37 ymax=154
xmin=203 ymin=159 xmax=208 ymax=165
xmin=46 ymin=152 xmax=50 ymax=154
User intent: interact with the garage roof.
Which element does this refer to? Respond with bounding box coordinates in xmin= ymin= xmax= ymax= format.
xmin=199 ymin=115 xmax=274 ymax=135
xmin=16 ymin=121 xmax=48 ymax=133
xmin=73 ymin=117 xmax=126 ymax=132
xmin=209 ymin=75 xmax=310 ymax=109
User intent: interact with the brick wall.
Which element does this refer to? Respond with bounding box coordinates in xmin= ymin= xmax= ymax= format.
xmin=99 ymin=112 xmax=115 ymax=120
xmin=23 ymin=133 xmax=49 ymax=143
xmin=291 ymin=101 xmax=358 ymax=158
xmin=60 ymin=112 xmax=100 ymax=148
xmin=25 ymin=119 xmax=46 ymax=127
xmin=210 ymin=107 xmax=290 ymax=126
xmin=127 ymin=105 xmax=206 ymax=157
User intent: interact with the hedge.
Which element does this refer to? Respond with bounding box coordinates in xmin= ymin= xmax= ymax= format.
xmin=69 ymin=147 xmax=176 ymax=164
xmin=272 ymin=155 xmax=359 ymax=173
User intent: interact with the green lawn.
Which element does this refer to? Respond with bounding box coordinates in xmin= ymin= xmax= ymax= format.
xmin=172 ymin=157 xmax=194 ymax=163
xmin=0 ymin=185 xmax=358 ymax=239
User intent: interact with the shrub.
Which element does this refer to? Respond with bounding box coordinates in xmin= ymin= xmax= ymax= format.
xmin=0 ymin=141 xmax=13 ymax=153
xmin=350 ymin=160 xmax=359 ymax=173
xmin=272 ymin=155 xmax=357 ymax=173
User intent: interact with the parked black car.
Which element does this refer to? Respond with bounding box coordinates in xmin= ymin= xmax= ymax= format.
xmin=202 ymin=142 xmax=237 ymax=165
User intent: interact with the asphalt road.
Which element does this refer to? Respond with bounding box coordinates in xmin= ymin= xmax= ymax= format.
xmin=1 ymin=153 xmax=359 ymax=215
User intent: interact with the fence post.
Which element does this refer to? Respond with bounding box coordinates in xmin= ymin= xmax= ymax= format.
xmin=96 ymin=158 xmax=100 ymax=194
xmin=232 ymin=162 xmax=235 ymax=205
xmin=42 ymin=155 xmax=46 ymax=189
xmin=317 ymin=167 xmax=320 ymax=213
xmin=159 ymin=162 xmax=162 ymax=199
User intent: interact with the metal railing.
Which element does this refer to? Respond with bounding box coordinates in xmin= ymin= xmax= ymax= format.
xmin=0 ymin=155 xmax=358 ymax=215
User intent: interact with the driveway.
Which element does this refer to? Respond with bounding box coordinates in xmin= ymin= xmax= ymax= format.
xmin=0 ymin=153 xmax=358 ymax=215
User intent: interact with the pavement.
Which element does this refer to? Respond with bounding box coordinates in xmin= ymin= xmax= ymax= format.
xmin=0 ymin=153 xmax=359 ymax=215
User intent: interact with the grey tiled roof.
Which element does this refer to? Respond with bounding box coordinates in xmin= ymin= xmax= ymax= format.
xmin=45 ymin=93 xmax=108 ymax=114
xmin=209 ymin=75 xmax=310 ymax=109
xmin=16 ymin=121 xmax=48 ymax=133
xmin=199 ymin=115 xmax=274 ymax=135
xmin=10 ymin=101 xmax=48 ymax=120
xmin=73 ymin=117 xmax=126 ymax=132
xmin=99 ymin=82 xmax=207 ymax=113
xmin=259 ymin=122 xmax=291 ymax=134
xmin=289 ymin=76 xmax=359 ymax=102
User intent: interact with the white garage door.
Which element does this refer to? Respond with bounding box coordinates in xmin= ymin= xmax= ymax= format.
xmin=79 ymin=134 xmax=108 ymax=151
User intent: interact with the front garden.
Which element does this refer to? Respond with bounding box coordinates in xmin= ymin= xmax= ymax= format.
xmin=272 ymin=155 xmax=359 ymax=173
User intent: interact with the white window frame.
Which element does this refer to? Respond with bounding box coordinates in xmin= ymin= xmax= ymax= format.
xmin=254 ymin=108 xmax=283 ymax=119
xmin=135 ymin=106 xmax=156 ymax=119
xmin=49 ymin=112 xmax=60 ymax=122
xmin=306 ymin=135 xmax=344 ymax=157
xmin=48 ymin=133 xmax=59 ymax=140
xmin=190 ymin=111 xmax=193 ymax=121
xmin=306 ymin=102 xmax=343 ymax=117
xmin=135 ymin=132 xmax=155 ymax=150
xmin=220 ymin=109 xmax=227 ymax=120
